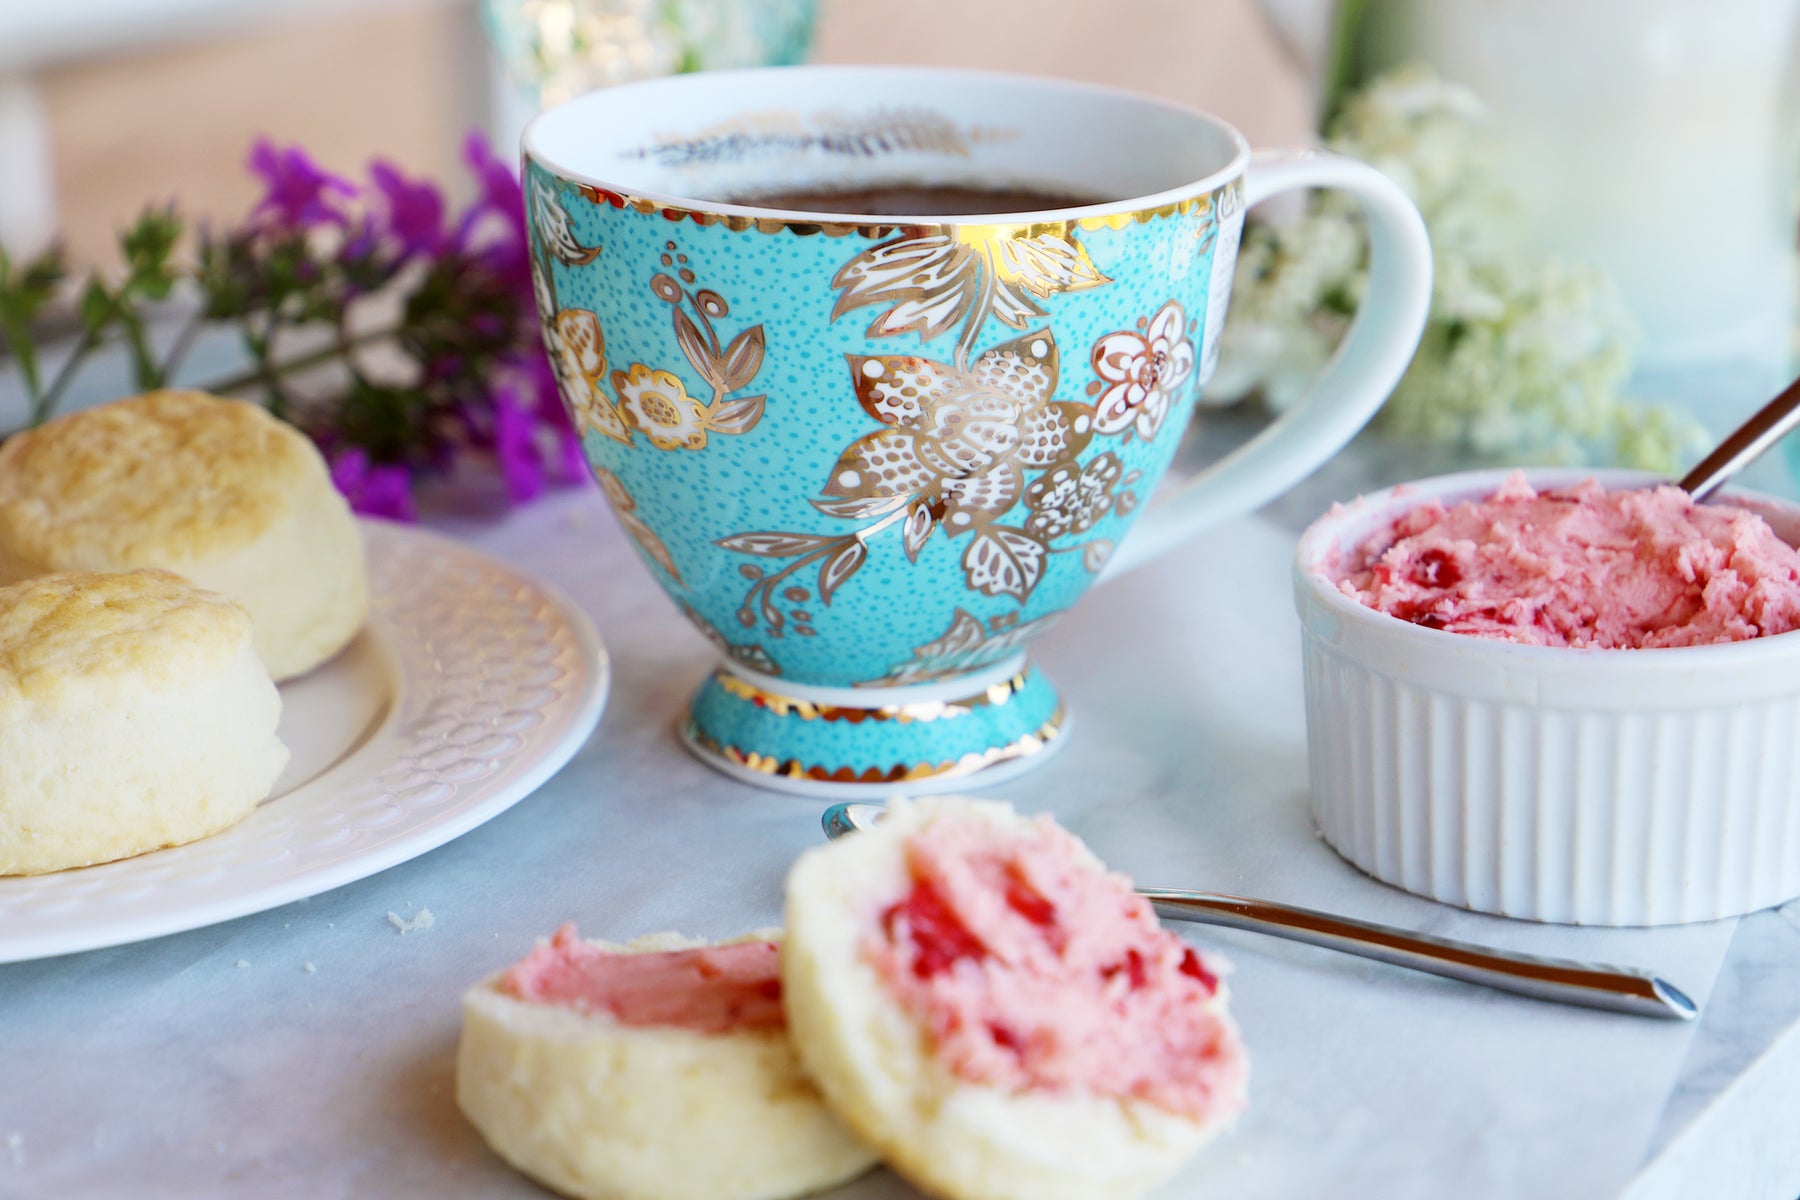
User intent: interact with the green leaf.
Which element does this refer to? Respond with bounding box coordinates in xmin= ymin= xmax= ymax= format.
xmin=122 ymin=204 xmax=182 ymax=276
xmin=79 ymin=279 xmax=113 ymax=333
xmin=197 ymin=239 xmax=252 ymax=319
xmin=0 ymin=244 xmax=66 ymax=327
xmin=21 ymin=250 xmax=65 ymax=301
xmin=1320 ymin=0 xmax=1377 ymax=130
xmin=0 ymin=312 xmax=40 ymax=399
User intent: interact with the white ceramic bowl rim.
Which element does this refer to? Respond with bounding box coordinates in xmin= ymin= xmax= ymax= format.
xmin=1293 ymin=466 xmax=1800 ymax=691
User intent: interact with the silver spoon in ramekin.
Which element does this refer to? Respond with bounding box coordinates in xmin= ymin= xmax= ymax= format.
xmin=813 ymin=390 xmax=1800 ymax=1020
xmin=1677 ymin=373 xmax=1800 ymax=499
xmin=821 ymin=802 xmax=1697 ymax=1021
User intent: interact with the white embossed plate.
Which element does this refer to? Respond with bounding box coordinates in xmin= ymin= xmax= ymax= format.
xmin=0 ymin=521 xmax=610 ymax=963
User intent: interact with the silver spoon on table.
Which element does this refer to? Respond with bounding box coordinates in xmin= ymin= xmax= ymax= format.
xmin=821 ymin=802 xmax=1697 ymax=1021
xmin=812 ymin=393 xmax=1800 ymax=1021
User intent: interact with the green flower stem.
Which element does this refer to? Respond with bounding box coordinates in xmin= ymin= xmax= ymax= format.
xmin=157 ymin=311 xmax=206 ymax=386
xmin=29 ymin=310 xmax=375 ymax=429
xmin=207 ymin=325 xmax=393 ymax=395
xmin=204 ymin=320 xmax=394 ymax=415
xmin=330 ymin=311 xmax=371 ymax=390
xmin=239 ymin=317 xmax=290 ymax=419
xmin=119 ymin=309 xmax=161 ymax=391
xmin=1319 ymin=0 xmax=1375 ymax=129
xmin=33 ymin=327 xmax=99 ymax=427
xmin=1 ymin=318 xmax=42 ymax=406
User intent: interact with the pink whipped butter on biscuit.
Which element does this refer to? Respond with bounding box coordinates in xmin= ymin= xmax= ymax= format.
xmin=864 ymin=811 xmax=1245 ymax=1122
xmin=500 ymin=924 xmax=784 ymax=1034
xmin=1336 ymin=473 xmax=1800 ymax=648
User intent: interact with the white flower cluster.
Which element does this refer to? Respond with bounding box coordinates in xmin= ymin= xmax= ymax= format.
xmin=1212 ymin=65 xmax=1708 ymax=472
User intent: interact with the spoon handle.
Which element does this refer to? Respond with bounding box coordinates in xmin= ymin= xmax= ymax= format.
xmin=819 ymin=804 xmax=1696 ymax=1020
xmin=1139 ymin=888 xmax=1696 ymax=1020
xmin=1677 ymin=373 xmax=1800 ymax=500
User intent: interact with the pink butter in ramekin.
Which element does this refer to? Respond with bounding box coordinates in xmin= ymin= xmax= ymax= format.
xmin=1293 ymin=467 xmax=1800 ymax=926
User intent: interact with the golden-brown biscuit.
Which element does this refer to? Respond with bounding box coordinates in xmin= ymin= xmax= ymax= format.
xmin=0 ymin=390 xmax=367 ymax=680
xmin=0 ymin=570 xmax=289 ymax=874
xmin=457 ymin=928 xmax=877 ymax=1200
xmin=781 ymin=798 xmax=1248 ymax=1200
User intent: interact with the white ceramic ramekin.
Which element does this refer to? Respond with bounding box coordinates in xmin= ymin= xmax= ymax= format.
xmin=1293 ymin=467 xmax=1800 ymax=926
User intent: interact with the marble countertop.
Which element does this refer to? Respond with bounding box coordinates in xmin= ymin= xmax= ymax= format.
xmin=3 ymin=436 xmax=1799 ymax=1200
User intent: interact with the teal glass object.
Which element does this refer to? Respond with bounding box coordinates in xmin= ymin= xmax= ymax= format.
xmin=482 ymin=0 xmax=817 ymax=107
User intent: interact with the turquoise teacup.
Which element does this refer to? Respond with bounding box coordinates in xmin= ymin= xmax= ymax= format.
xmin=522 ymin=66 xmax=1430 ymax=795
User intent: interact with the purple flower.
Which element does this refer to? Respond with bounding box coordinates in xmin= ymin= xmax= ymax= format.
xmin=535 ymin=391 xmax=588 ymax=485
xmin=249 ymin=139 xmax=355 ymax=230
xmin=497 ymin=351 xmax=588 ymax=487
xmin=449 ymin=399 xmax=489 ymax=449
xmin=461 ymin=132 xmax=524 ymax=228
xmin=330 ymin=447 xmax=417 ymax=522
xmin=340 ymin=217 xmax=378 ymax=264
xmin=454 ymin=133 xmax=531 ymax=276
xmin=529 ymin=363 xmax=590 ymax=484
xmin=424 ymin=353 xmax=464 ymax=384
xmin=492 ymin=386 xmax=545 ymax=504
xmin=370 ymin=160 xmax=446 ymax=258
xmin=555 ymin=420 xmax=588 ymax=484
xmin=229 ymin=129 xmax=579 ymax=519
xmin=515 ymin=350 xmax=556 ymax=405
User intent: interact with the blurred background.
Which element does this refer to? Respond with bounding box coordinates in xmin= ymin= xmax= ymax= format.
xmin=2 ymin=0 xmax=1796 ymax=495
xmin=0 ymin=0 xmax=1311 ymax=266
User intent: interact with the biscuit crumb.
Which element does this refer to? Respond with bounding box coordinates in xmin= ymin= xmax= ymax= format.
xmin=387 ymin=908 xmax=435 ymax=934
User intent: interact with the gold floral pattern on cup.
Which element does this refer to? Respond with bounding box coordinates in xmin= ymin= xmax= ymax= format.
xmin=717 ymin=220 xmax=1195 ymax=637
xmin=531 ymin=181 xmax=770 ymax=453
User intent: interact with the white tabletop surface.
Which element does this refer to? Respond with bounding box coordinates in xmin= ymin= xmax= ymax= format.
xmin=3 ymin=449 xmax=1799 ymax=1200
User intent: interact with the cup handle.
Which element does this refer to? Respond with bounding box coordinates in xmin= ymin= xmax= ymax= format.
xmin=1099 ymin=148 xmax=1433 ymax=579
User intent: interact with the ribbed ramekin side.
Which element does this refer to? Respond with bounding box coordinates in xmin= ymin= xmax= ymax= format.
xmin=1298 ymin=631 xmax=1800 ymax=925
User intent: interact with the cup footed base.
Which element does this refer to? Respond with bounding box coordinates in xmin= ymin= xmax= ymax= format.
xmin=678 ymin=656 xmax=1069 ymax=798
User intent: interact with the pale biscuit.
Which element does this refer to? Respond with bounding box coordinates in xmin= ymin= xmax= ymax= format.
xmin=456 ymin=930 xmax=877 ymax=1200
xmin=0 ymin=570 xmax=289 ymax=874
xmin=0 ymin=390 xmax=368 ymax=680
xmin=782 ymin=798 xmax=1243 ymax=1200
